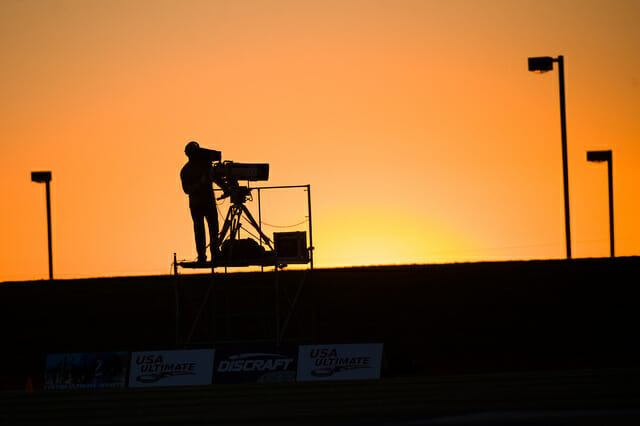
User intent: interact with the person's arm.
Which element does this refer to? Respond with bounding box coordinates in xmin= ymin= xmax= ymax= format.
xmin=181 ymin=167 xmax=202 ymax=195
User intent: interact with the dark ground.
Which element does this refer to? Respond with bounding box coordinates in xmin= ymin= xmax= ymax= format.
xmin=1 ymin=257 xmax=639 ymax=424
xmin=2 ymin=368 xmax=640 ymax=425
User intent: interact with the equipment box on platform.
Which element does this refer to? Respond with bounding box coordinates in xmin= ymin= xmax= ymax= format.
xmin=274 ymin=232 xmax=309 ymax=264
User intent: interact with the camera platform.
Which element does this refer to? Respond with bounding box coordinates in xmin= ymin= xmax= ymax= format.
xmin=175 ymin=230 xmax=309 ymax=272
xmin=175 ymin=233 xmax=309 ymax=270
xmin=172 ymin=184 xmax=314 ymax=346
xmin=175 ymin=252 xmax=280 ymax=270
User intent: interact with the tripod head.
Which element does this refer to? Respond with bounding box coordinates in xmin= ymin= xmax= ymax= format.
xmin=217 ymin=181 xmax=252 ymax=204
xmin=211 ymin=160 xmax=269 ymax=204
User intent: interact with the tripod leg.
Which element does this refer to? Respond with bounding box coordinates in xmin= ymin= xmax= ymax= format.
xmin=230 ymin=208 xmax=242 ymax=240
xmin=218 ymin=205 xmax=237 ymax=247
xmin=240 ymin=205 xmax=273 ymax=249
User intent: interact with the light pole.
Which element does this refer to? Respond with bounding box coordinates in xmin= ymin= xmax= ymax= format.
xmin=31 ymin=171 xmax=53 ymax=279
xmin=528 ymin=55 xmax=571 ymax=259
xmin=587 ymin=150 xmax=614 ymax=258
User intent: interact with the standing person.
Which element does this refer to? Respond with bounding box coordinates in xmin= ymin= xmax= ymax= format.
xmin=181 ymin=141 xmax=219 ymax=263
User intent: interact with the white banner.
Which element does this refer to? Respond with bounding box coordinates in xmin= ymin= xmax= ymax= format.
xmin=297 ymin=343 xmax=383 ymax=381
xmin=129 ymin=349 xmax=215 ymax=388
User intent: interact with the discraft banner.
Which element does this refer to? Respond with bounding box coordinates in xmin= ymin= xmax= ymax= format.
xmin=129 ymin=349 xmax=215 ymax=388
xmin=44 ymin=352 xmax=129 ymax=390
xmin=297 ymin=343 xmax=383 ymax=381
xmin=212 ymin=346 xmax=297 ymax=384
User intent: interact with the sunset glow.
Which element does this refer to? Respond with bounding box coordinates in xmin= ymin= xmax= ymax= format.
xmin=1 ymin=0 xmax=639 ymax=281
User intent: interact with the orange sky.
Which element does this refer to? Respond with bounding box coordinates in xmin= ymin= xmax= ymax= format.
xmin=1 ymin=0 xmax=639 ymax=281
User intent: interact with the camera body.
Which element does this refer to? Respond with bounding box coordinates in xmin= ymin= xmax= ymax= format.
xmin=197 ymin=147 xmax=222 ymax=163
xmin=193 ymin=144 xmax=270 ymax=203
xmin=212 ymin=161 xmax=269 ymax=182
xmin=211 ymin=161 xmax=269 ymax=204
xmin=192 ymin=145 xmax=268 ymax=182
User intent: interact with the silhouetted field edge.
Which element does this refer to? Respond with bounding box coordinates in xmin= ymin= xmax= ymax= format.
xmin=1 ymin=256 xmax=639 ymax=390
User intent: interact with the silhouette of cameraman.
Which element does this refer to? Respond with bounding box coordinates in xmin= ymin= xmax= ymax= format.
xmin=181 ymin=141 xmax=219 ymax=263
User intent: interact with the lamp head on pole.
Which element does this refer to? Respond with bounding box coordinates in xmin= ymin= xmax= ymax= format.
xmin=31 ymin=171 xmax=52 ymax=183
xmin=528 ymin=56 xmax=555 ymax=73
xmin=587 ymin=150 xmax=612 ymax=163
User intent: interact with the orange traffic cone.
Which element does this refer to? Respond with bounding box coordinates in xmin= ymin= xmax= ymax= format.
xmin=25 ymin=377 xmax=34 ymax=393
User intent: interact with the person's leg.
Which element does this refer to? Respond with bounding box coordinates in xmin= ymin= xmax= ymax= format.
xmin=191 ymin=206 xmax=207 ymax=262
xmin=205 ymin=204 xmax=220 ymax=259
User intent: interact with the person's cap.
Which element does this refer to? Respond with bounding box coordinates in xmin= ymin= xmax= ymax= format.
xmin=185 ymin=141 xmax=200 ymax=157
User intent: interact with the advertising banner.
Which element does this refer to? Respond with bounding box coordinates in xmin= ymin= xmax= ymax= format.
xmin=44 ymin=352 xmax=129 ymax=390
xmin=212 ymin=346 xmax=297 ymax=384
xmin=297 ymin=343 xmax=383 ymax=381
xmin=128 ymin=349 xmax=215 ymax=388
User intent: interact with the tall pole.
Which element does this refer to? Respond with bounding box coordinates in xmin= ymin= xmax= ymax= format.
xmin=607 ymin=153 xmax=615 ymax=258
xmin=306 ymin=184 xmax=316 ymax=343
xmin=557 ymin=55 xmax=572 ymax=259
xmin=587 ymin=150 xmax=614 ymax=258
xmin=306 ymin=184 xmax=313 ymax=270
xmin=32 ymin=171 xmax=53 ymax=280
xmin=45 ymin=180 xmax=53 ymax=279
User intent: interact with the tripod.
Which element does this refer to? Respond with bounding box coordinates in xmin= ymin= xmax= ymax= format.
xmin=217 ymin=199 xmax=273 ymax=251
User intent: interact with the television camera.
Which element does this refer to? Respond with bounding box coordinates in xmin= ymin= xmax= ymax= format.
xmin=192 ymin=146 xmax=273 ymax=257
xmin=211 ymin=161 xmax=269 ymax=204
xmin=188 ymin=145 xmax=269 ymax=202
